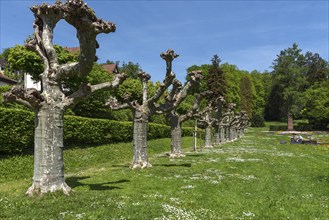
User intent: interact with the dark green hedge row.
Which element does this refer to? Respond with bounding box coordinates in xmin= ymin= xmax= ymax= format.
xmin=269 ymin=124 xmax=314 ymax=131
xmin=0 ymin=108 xmax=195 ymax=154
xmin=0 ymin=108 xmax=35 ymax=153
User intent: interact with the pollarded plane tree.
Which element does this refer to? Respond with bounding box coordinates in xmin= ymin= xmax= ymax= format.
xmin=238 ymin=111 xmax=249 ymax=138
xmin=196 ymin=100 xmax=218 ymax=148
xmin=230 ymin=111 xmax=249 ymax=140
xmin=213 ymin=96 xmax=226 ymax=146
xmin=230 ymin=113 xmax=241 ymax=141
xmin=219 ymin=103 xmax=236 ymax=143
xmin=155 ymin=71 xmax=204 ymax=158
xmin=3 ymin=0 xmax=126 ymax=195
xmin=107 ymin=49 xmax=178 ymax=169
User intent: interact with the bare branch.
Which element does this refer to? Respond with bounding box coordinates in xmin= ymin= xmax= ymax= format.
xmin=160 ymin=49 xmax=179 ymax=76
xmin=90 ymin=72 xmax=126 ymax=93
xmin=138 ymin=72 xmax=151 ymax=103
xmin=55 ymin=62 xmax=80 ymax=82
xmin=29 ymin=2 xmax=63 ymax=71
xmin=220 ymin=103 xmax=236 ymax=125
xmin=105 ymin=97 xmax=130 ymax=110
xmin=3 ymin=86 xmax=44 ymax=110
xmin=62 ymin=0 xmax=116 ymax=78
xmin=166 ymin=79 xmax=182 ymax=102
xmin=172 ymin=70 xmax=203 ymax=109
xmin=63 ymin=73 xmax=126 ymax=108
xmin=146 ymin=49 xmax=178 ymax=104
xmin=148 ymin=71 xmax=175 ymax=105
xmin=179 ymin=91 xmax=209 ymax=122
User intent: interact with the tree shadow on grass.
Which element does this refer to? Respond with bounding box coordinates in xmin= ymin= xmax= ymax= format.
xmin=317 ymin=175 xmax=329 ymax=183
xmin=185 ymin=154 xmax=205 ymax=157
xmin=153 ymin=163 xmax=192 ymax=168
xmin=66 ymin=176 xmax=130 ymax=191
xmin=112 ymin=164 xmax=130 ymax=168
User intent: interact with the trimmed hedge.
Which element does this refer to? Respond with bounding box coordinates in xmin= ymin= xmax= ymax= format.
xmin=0 ymin=108 xmax=34 ymax=153
xmin=269 ymin=124 xmax=314 ymax=131
xmin=0 ymin=108 xmax=195 ymax=154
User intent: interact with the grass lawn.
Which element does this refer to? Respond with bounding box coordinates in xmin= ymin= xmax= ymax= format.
xmin=0 ymin=127 xmax=328 ymax=219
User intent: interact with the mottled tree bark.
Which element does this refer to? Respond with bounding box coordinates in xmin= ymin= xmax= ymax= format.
xmin=131 ymin=109 xmax=151 ymax=168
xmin=219 ymin=125 xmax=225 ymax=143
xmin=203 ymin=110 xmax=214 ymax=148
xmin=204 ymin=124 xmax=213 ymax=148
xmin=213 ymin=97 xmax=225 ymax=146
xmin=27 ymin=103 xmax=70 ymax=195
xmin=169 ymin=114 xmax=184 ymax=158
xmin=213 ymin=126 xmax=220 ymax=146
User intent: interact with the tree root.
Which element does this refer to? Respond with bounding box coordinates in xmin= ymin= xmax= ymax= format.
xmin=26 ymin=182 xmax=72 ymax=196
xmin=130 ymin=161 xmax=152 ymax=169
xmin=169 ymin=152 xmax=185 ymax=158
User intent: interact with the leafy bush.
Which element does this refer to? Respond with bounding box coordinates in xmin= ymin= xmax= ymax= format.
xmin=269 ymin=125 xmax=288 ymax=131
xmin=0 ymin=108 xmax=195 ymax=154
xmin=64 ymin=116 xmax=133 ymax=146
xmin=269 ymin=124 xmax=315 ymax=131
xmin=148 ymin=123 xmax=171 ymax=139
xmin=295 ymin=123 xmax=314 ymax=131
xmin=0 ymin=108 xmax=34 ymax=153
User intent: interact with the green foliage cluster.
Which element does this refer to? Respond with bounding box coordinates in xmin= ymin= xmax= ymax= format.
xmin=250 ymin=112 xmax=265 ymax=127
xmin=7 ymin=45 xmax=44 ymax=81
xmin=185 ymin=44 xmax=328 ymax=129
xmin=265 ymin=43 xmax=329 ymax=124
xmin=302 ymin=80 xmax=329 ymax=129
xmin=0 ymin=85 xmax=11 ymax=106
xmin=0 ymin=108 xmax=195 ymax=154
xmin=239 ymin=75 xmax=253 ymax=117
xmin=269 ymin=124 xmax=314 ymax=131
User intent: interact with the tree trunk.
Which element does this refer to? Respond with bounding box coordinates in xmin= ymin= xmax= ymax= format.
xmin=224 ymin=126 xmax=229 ymax=142
xmin=229 ymin=126 xmax=234 ymax=141
xmin=205 ymin=124 xmax=213 ymax=148
xmin=213 ymin=125 xmax=220 ymax=146
xmin=169 ymin=114 xmax=184 ymax=158
xmin=26 ymin=104 xmax=71 ymax=196
xmin=131 ymin=109 xmax=151 ymax=169
xmin=219 ymin=125 xmax=225 ymax=144
xmin=193 ymin=119 xmax=197 ymax=152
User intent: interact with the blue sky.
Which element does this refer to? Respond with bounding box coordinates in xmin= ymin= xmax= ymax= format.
xmin=1 ymin=0 xmax=328 ymax=82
